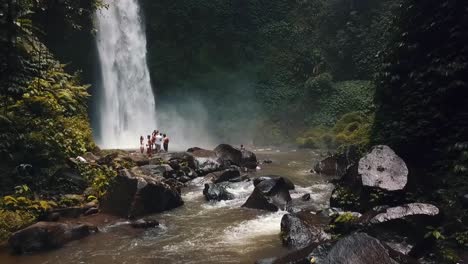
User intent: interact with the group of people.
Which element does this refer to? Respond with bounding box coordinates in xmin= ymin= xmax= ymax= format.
xmin=139 ymin=130 xmax=170 ymax=156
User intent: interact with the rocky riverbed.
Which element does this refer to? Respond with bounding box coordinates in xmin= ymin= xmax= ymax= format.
xmin=0 ymin=144 xmax=451 ymax=264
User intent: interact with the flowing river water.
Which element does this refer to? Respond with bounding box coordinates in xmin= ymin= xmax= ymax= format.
xmin=0 ymin=149 xmax=334 ymax=264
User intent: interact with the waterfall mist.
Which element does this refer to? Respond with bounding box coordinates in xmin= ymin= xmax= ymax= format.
xmin=155 ymin=70 xmax=259 ymax=151
xmin=95 ymin=0 xmax=156 ymax=149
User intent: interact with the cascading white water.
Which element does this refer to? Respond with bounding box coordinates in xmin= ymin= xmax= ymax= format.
xmin=95 ymin=0 xmax=156 ymax=149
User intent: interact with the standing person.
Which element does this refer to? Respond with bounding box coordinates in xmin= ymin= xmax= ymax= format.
xmin=163 ymin=134 xmax=169 ymax=152
xmin=146 ymin=135 xmax=153 ymax=157
xmin=140 ymin=136 xmax=145 ymax=153
xmin=240 ymin=144 xmax=245 ymax=151
xmin=152 ymin=130 xmax=158 ymax=150
xmin=155 ymin=132 xmax=163 ymax=153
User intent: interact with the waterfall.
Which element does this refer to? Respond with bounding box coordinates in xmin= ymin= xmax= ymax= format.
xmin=95 ymin=0 xmax=156 ymax=149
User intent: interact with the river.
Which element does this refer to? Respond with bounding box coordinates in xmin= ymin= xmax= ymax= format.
xmin=0 ymin=148 xmax=333 ymax=264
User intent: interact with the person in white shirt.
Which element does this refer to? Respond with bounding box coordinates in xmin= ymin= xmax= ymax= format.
xmin=155 ymin=133 xmax=163 ymax=153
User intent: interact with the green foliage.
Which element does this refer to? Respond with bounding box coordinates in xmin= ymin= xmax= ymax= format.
xmin=372 ymin=1 xmax=468 ymax=182
xmin=77 ymin=163 xmax=116 ymax=198
xmin=296 ymin=111 xmax=373 ymax=150
xmin=0 ymin=209 xmax=36 ymax=242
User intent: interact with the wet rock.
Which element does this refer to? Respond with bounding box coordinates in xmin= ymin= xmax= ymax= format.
xmin=313 ymin=146 xmax=360 ymax=177
xmin=97 ymin=152 xmax=118 ymax=166
xmin=203 ymin=183 xmax=234 ymax=201
xmin=263 ymin=159 xmax=273 ymax=164
xmin=195 ymin=157 xmax=224 ymax=176
xmin=281 ymin=211 xmax=330 ymax=249
xmin=122 ymin=153 xmax=149 ymax=166
xmin=301 ymin=194 xmax=311 ymax=201
xmin=241 ymin=150 xmax=258 ymax=169
xmin=308 ymin=232 xmax=416 ymax=264
xmin=181 ymin=166 xmax=198 ymax=179
xmin=188 ymin=147 xmax=216 ymax=157
xmin=205 ymin=168 xmax=240 ymax=183
xmin=242 ymin=178 xmax=292 ymax=211
xmin=362 ymin=203 xmax=439 ymax=225
xmin=253 ymin=176 xmax=295 ymax=190
xmin=139 ymin=164 xmax=174 ymax=179
xmin=49 ymin=207 xmax=86 ymax=218
xmin=130 ymin=218 xmax=159 ymax=229
xmin=9 ymin=222 xmax=98 ymax=254
xmin=155 ymin=152 xmax=197 ymax=169
xmin=214 ymin=144 xmax=243 ymax=166
xmin=358 ymin=145 xmax=408 ymax=191
xmin=177 ymin=176 xmax=192 ymax=183
xmin=100 ymin=168 xmax=183 ymax=218
xmin=45 ymin=212 xmax=60 ymax=222
xmin=84 ymin=207 xmax=99 ymax=216
xmin=228 ymin=175 xmax=250 ymax=183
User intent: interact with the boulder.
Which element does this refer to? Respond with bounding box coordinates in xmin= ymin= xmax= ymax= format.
xmin=97 ymin=152 xmax=118 ymax=166
xmin=100 ymin=169 xmax=183 ymax=218
xmin=203 ymin=183 xmax=235 ymax=201
xmin=281 ymin=211 xmax=330 ymax=249
xmin=242 ymin=177 xmax=292 ymax=211
xmin=153 ymin=152 xmax=197 ymax=169
xmin=241 ymin=150 xmax=258 ymax=169
xmin=181 ymin=166 xmax=198 ymax=179
xmin=253 ymin=176 xmax=295 ymax=190
xmin=313 ymin=146 xmax=360 ymax=177
xmin=188 ymin=147 xmax=217 ymax=158
xmin=358 ymin=145 xmax=408 ymax=191
xmin=9 ymin=222 xmax=98 ymax=254
xmin=309 ymin=233 xmax=416 ymax=264
xmin=362 ymin=203 xmax=439 ymax=225
xmin=139 ymin=164 xmax=174 ymax=179
xmin=177 ymin=176 xmax=192 ymax=183
xmin=205 ymin=168 xmax=240 ymax=183
xmin=84 ymin=207 xmax=99 ymax=216
xmin=214 ymin=144 xmax=243 ymax=166
xmin=82 ymin=152 xmax=100 ymax=163
xmin=130 ymin=218 xmax=159 ymax=229
xmin=123 ymin=153 xmax=149 ymax=166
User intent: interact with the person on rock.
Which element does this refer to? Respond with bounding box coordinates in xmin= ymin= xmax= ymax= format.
xmin=155 ymin=132 xmax=163 ymax=153
xmin=140 ymin=136 xmax=145 ymax=154
xmin=163 ymin=134 xmax=169 ymax=152
xmin=240 ymin=144 xmax=245 ymax=151
xmin=152 ymin=130 xmax=158 ymax=150
xmin=146 ymin=135 xmax=153 ymax=157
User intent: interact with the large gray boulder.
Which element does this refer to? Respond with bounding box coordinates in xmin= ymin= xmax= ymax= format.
xmin=281 ymin=211 xmax=330 ymax=249
xmin=309 ymin=233 xmax=408 ymax=264
xmin=359 ymin=145 xmax=408 ymax=191
xmin=9 ymin=222 xmax=98 ymax=254
xmin=214 ymin=144 xmax=243 ymax=166
xmin=100 ymin=168 xmax=183 ymax=218
xmin=367 ymin=203 xmax=439 ymax=224
xmin=313 ymin=145 xmax=360 ymax=177
xmin=242 ymin=177 xmax=292 ymax=211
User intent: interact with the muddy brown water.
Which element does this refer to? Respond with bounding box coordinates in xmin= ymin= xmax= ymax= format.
xmin=0 ymin=149 xmax=334 ymax=264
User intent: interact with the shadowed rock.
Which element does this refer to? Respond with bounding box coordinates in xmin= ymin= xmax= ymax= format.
xmin=281 ymin=211 xmax=330 ymax=249
xmin=100 ymin=168 xmax=183 ymax=218
xmin=203 ymin=183 xmax=234 ymax=201
xmin=9 ymin=222 xmax=98 ymax=254
xmin=205 ymin=168 xmax=240 ymax=183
